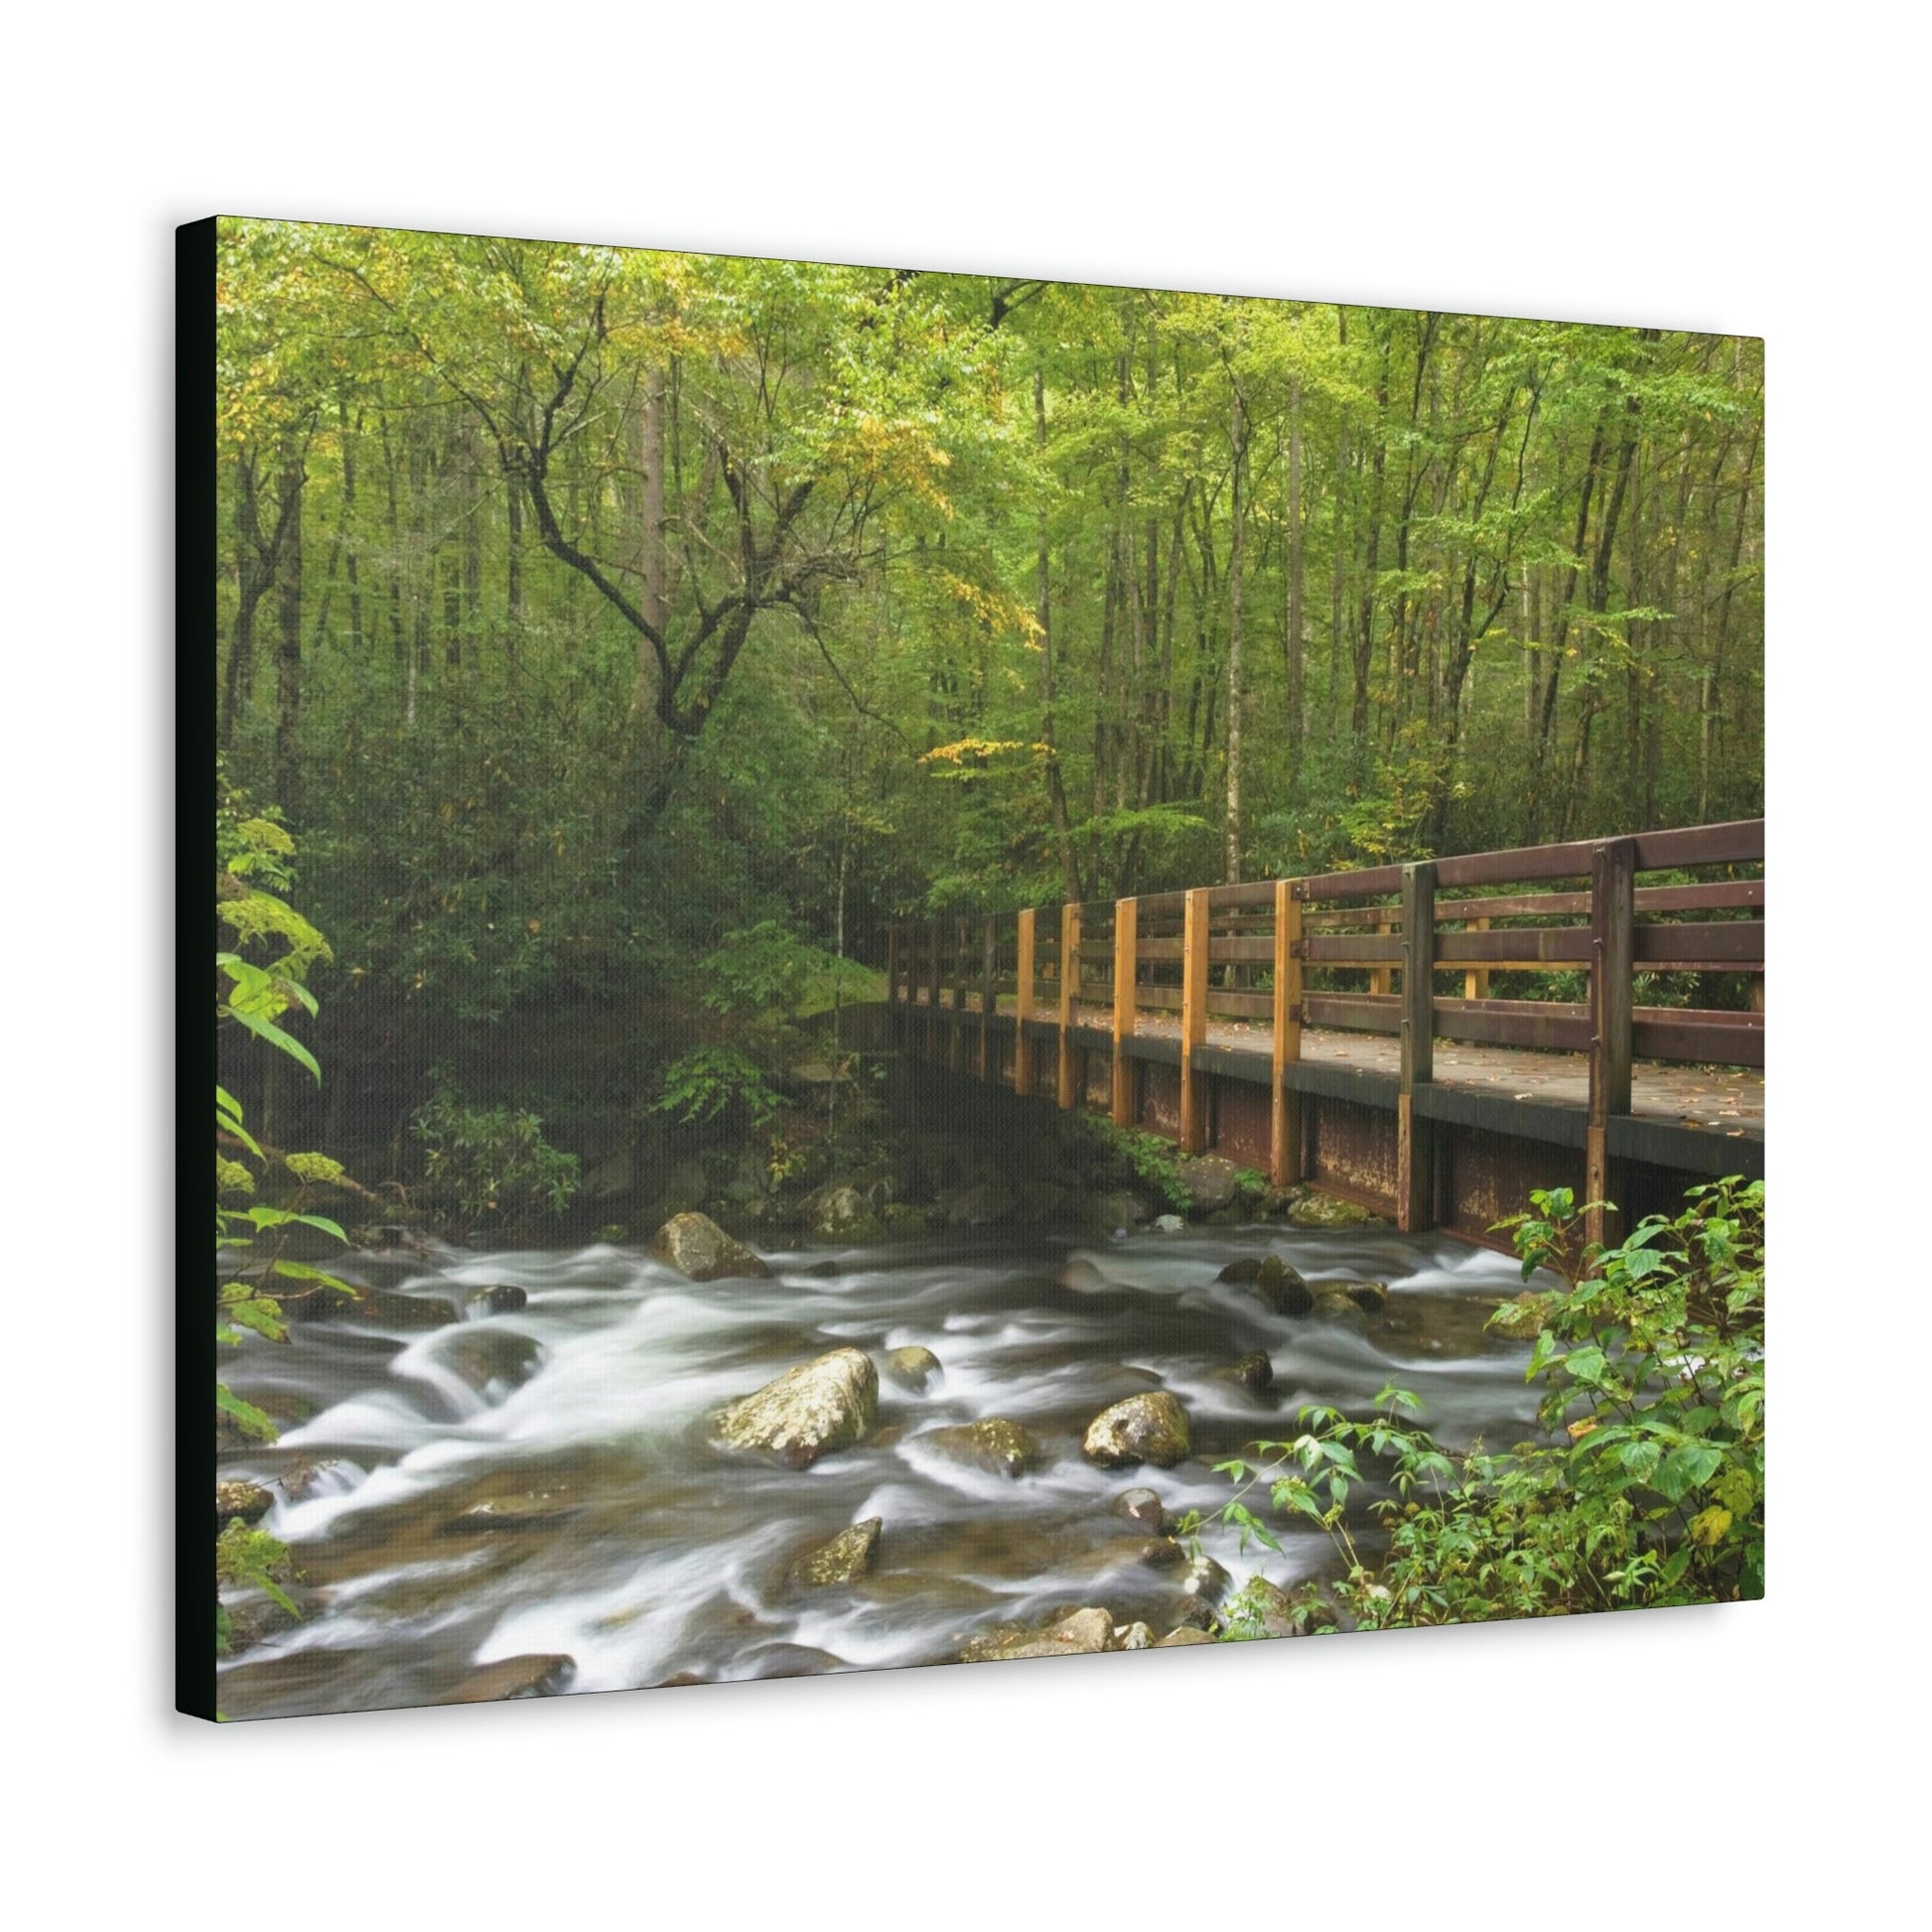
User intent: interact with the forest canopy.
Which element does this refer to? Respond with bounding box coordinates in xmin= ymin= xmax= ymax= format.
xmin=212 ymin=218 xmax=1762 ymax=1045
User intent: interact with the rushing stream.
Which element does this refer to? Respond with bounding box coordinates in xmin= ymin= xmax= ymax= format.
xmin=216 ymin=1222 xmax=1548 ymax=1720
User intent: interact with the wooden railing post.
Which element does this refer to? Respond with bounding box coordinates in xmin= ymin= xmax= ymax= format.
xmin=1463 ymin=915 xmax=1490 ymax=1002
xmin=1179 ymin=888 xmax=1209 ymax=1154
xmin=1397 ymin=861 xmax=1437 ymax=1232
xmin=1013 ymin=907 xmax=1036 ymax=1097
xmin=1370 ymin=908 xmax=1393 ymax=998
xmin=1057 ymin=902 xmax=1081 ymax=1109
xmin=887 ymin=925 xmax=899 ymax=1008
xmin=1111 ymin=897 xmax=1138 ymax=1127
xmin=1271 ymin=880 xmax=1305 ymax=1189
xmin=1587 ymin=838 xmax=1636 ymax=1251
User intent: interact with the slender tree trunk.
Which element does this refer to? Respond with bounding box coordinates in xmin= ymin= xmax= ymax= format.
xmin=1034 ymin=368 xmax=1082 ymax=902
xmin=1352 ymin=324 xmax=1391 ymax=759
xmin=1225 ymin=379 xmax=1247 ymax=885
xmin=272 ymin=451 xmax=305 ymax=808
xmin=630 ymin=365 xmax=669 ymax=717
xmin=1286 ymin=374 xmax=1305 ymax=793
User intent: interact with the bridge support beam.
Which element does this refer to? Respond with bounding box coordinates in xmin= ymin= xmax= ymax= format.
xmin=1587 ymin=838 xmax=1636 ymax=1252
xmin=1111 ymin=897 xmax=1138 ymax=1128
xmin=1178 ymin=888 xmax=1210 ymax=1154
xmin=1013 ymin=908 xmax=1035 ymax=1098
xmin=1057 ymin=902 xmax=1081 ymax=1109
xmin=1397 ymin=861 xmax=1437 ymax=1233
xmin=1271 ymin=880 xmax=1304 ymax=1189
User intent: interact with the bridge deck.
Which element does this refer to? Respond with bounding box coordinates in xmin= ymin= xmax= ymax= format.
xmin=910 ymin=992 xmax=1764 ymax=1141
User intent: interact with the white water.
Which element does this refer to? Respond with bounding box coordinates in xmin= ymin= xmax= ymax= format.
xmin=216 ymin=1224 xmax=1546 ymax=1718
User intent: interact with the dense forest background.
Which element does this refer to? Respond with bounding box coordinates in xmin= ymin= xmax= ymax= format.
xmin=212 ymin=219 xmax=1762 ymax=1159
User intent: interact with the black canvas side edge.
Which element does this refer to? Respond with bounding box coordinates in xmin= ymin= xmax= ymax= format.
xmin=178 ymin=215 xmax=218 ymax=1722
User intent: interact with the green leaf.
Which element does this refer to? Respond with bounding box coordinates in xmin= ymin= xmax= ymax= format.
xmin=215 ymin=1383 xmax=278 ymax=1443
xmin=227 ymin=1007 xmax=322 ymax=1081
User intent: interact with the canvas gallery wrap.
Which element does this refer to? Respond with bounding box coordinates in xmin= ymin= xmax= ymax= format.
xmin=185 ymin=214 xmax=1765 ymax=1722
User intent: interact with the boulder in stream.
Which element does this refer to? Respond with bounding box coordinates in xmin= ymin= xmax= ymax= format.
xmin=716 ymin=1347 xmax=878 ymax=1468
xmin=449 ymin=1654 xmax=577 ymax=1702
xmin=960 ymin=1605 xmax=1117 ymax=1663
xmin=1220 ymin=1254 xmax=1313 ymax=1316
xmin=1288 ymin=1191 xmax=1387 ymax=1231
xmin=215 ymin=1479 xmax=274 ymax=1534
xmin=804 ymin=1183 xmax=885 ymax=1243
xmin=1311 ymin=1289 xmax=1372 ymax=1334
xmin=281 ymin=1281 xmax=459 ymax=1329
xmin=790 ymin=1517 xmax=883 ymax=1587
xmin=882 ymin=1345 xmax=943 ymax=1394
xmin=463 ymin=1283 xmax=528 ymax=1318
xmin=1227 ymin=1349 xmax=1274 ymax=1393
xmin=1156 ymin=1625 xmax=1215 ymax=1647
xmin=1113 ymin=1486 xmax=1166 ymax=1534
xmin=924 ymin=1418 xmax=1040 ymax=1479
xmin=1175 ymin=1156 xmax=1243 ymax=1214
xmin=648 ymin=1211 xmax=770 ymax=1282
xmin=1083 ymin=1391 xmax=1191 ymax=1468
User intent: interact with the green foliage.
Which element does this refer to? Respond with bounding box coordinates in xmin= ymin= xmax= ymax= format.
xmin=215 ymin=1520 xmax=300 ymax=1646
xmin=652 ymin=1044 xmax=784 ymax=1130
xmin=411 ymin=1074 xmax=580 ymax=1223
xmin=1212 ymin=1177 xmax=1764 ymax=1628
xmin=1085 ymin=1119 xmax=1193 ymax=1212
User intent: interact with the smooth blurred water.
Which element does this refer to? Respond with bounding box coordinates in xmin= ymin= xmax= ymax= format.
xmin=214 ymin=1223 xmax=1549 ymax=1719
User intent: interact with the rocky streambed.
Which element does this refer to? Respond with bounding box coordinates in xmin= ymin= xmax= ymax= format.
xmin=214 ymin=1214 xmax=1549 ymax=1719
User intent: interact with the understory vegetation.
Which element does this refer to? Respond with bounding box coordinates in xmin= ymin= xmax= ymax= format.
xmin=1211 ymin=1176 xmax=1764 ymax=1626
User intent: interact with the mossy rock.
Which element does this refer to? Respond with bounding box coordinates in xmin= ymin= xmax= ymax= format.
xmin=449 ymin=1654 xmax=576 ymax=1702
xmin=961 ymin=1605 xmax=1116 ymax=1663
xmin=215 ymin=1479 xmax=274 ymax=1535
xmin=648 ymin=1211 xmax=770 ymax=1282
xmin=789 ymin=1517 xmax=883 ymax=1587
xmin=882 ymin=1345 xmax=943 ymax=1394
xmin=924 ymin=1418 xmax=1041 ymax=1479
xmin=1083 ymin=1392 xmax=1190 ymax=1468
xmin=1287 ymin=1191 xmax=1387 ymax=1231
xmin=715 ymin=1347 xmax=878 ymax=1468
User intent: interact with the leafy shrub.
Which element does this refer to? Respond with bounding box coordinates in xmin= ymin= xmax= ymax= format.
xmin=1085 ymin=1119 xmax=1194 ymax=1213
xmin=412 ymin=1077 xmax=580 ymax=1223
xmin=1212 ymin=1176 xmax=1764 ymax=1628
xmin=651 ymin=1044 xmax=784 ymax=1129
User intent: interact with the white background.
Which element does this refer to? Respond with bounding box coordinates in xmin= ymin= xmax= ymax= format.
xmin=0 ymin=4 xmax=1917 ymax=1924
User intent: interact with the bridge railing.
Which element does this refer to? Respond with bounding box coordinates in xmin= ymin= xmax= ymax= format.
xmin=886 ymin=818 xmax=1763 ymax=1226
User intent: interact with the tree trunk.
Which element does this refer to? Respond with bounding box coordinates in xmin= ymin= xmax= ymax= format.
xmin=1225 ymin=379 xmax=1247 ymax=885
xmin=1286 ymin=374 xmax=1305 ymax=793
xmin=1035 ymin=368 xmax=1082 ymax=903
xmin=272 ymin=450 xmax=305 ymax=808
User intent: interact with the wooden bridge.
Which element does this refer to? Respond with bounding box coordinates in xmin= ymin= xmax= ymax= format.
xmin=885 ymin=819 xmax=1764 ymax=1252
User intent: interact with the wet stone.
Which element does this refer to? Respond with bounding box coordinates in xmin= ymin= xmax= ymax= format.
xmin=1114 ymin=1486 xmax=1166 ymax=1534
xmin=1083 ymin=1392 xmax=1191 ymax=1469
xmin=449 ymin=1654 xmax=576 ymax=1702
xmin=961 ymin=1605 xmax=1117 ymax=1663
xmin=883 ymin=1345 xmax=943 ymax=1394
xmin=1228 ymin=1349 xmax=1274 ymax=1393
xmin=464 ymin=1284 xmax=528 ymax=1318
xmin=215 ymin=1479 xmax=274 ymax=1534
xmin=924 ymin=1418 xmax=1041 ymax=1479
xmin=648 ymin=1212 xmax=770 ymax=1283
xmin=716 ymin=1347 xmax=878 ymax=1468
xmin=790 ymin=1517 xmax=883 ymax=1587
